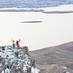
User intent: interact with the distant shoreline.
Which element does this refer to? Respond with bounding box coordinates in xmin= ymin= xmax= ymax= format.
xmin=0 ymin=10 xmax=73 ymax=14
xmin=0 ymin=4 xmax=73 ymax=14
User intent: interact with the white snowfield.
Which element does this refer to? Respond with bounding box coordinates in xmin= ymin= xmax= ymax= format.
xmin=2 ymin=68 xmax=10 ymax=73
xmin=0 ymin=46 xmax=40 ymax=73
xmin=40 ymin=4 xmax=73 ymax=12
xmin=31 ymin=67 xmax=40 ymax=73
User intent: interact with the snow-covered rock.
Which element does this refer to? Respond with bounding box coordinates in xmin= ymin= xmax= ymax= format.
xmin=31 ymin=67 xmax=40 ymax=73
xmin=0 ymin=46 xmax=40 ymax=73
xmin=2 ymin=68 xmax=10 ymax=73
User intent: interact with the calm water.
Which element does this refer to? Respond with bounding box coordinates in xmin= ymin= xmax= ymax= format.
xmin=0 ymin=0 xmax=73 ymax=8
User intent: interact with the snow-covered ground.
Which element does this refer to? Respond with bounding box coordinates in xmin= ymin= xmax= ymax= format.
xmin=0 ymin=4 xmax=73 ymax=51
xmin=41 ymin=4 xmax=73 ymax=12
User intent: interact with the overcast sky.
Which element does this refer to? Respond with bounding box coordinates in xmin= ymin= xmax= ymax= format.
xmin=0 ymin=12 xmax=73 ymax=50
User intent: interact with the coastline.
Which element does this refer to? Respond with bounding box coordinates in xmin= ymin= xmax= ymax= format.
xmin=0 ymin=4 xmax=73 ymax=14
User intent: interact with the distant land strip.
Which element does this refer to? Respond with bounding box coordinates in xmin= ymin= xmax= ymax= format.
xmin=0 ymin=9 xmax=44 ymax=12
xmin=20 ymin=20 xmax=42 ymax=23
xmin=42 ymin=11 xmax=73 ymax=14
xmin=0 ymin=9 xmax=73 ymax=14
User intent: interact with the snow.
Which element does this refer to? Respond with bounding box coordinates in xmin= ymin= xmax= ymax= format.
xmin=2 ymin=68 xmax=10 ymax=73
xmin=0 ymin=46 xmax=40 ymax=73
xmin=31 ymin=67 xmax=40 ymax=73
xmin=40 ymin=4 xmax=73 ymax=12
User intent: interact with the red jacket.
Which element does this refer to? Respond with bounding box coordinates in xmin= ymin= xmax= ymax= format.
xmin=16 ymin=40 xmax=20 ymax=46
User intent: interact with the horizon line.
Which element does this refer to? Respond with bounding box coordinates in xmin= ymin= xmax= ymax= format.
xmin=0 ymin=10 xmax=73 ymax=14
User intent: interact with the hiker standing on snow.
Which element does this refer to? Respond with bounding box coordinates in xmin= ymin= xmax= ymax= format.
xmin=12 ymin=40 xmax=15 ymax=48
xmin=16 ymin=39 xmax=20 ymax=48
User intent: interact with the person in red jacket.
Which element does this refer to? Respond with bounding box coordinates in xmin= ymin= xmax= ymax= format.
xmin=16 ymin=39 xmax=20 ymax=48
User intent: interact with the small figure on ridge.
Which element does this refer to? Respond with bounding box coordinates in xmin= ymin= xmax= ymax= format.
xmin=16 ymin=39 xmax=20 ymax=48
xmin=12 ymin=40 xmax=16 ymax=49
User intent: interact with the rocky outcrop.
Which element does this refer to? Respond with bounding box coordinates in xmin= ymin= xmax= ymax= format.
xmin=0 ymin=46 xmax=40 ymax=73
